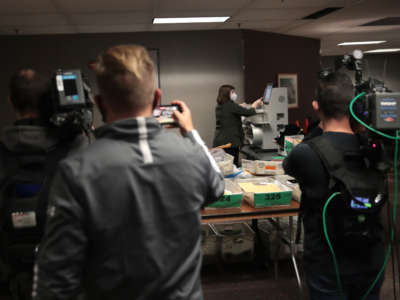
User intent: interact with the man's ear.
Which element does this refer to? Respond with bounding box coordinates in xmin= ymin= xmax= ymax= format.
xmin=152 ymin=88 xmax=162 ymax=110
xmin=312 ymin=100 xmax=319 ymax=112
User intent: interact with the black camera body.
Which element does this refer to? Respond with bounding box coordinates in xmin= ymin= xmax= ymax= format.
xmin=334 ymin=50 xmax=399 ymax=172
xmin=334 ymin=51 xmax=400 ymax=131
xmin=369 ymin=92 xmax=400 ymax=130
xmin=42 ymin=69 xmax=94 ymax=134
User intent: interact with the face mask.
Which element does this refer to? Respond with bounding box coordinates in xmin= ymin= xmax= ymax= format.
xmin=230 ymin=92 xmax=238 ymax=102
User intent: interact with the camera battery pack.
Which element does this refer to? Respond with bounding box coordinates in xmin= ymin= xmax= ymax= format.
xmin=371 ymin=92 xmax=400 ymax=130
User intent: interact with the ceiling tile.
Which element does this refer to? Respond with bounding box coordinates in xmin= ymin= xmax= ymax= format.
xmin=52 ymin=0 xmax=153 ymax=13
xmin=151 ymin=23 xmax=219 ymax=31
xmin=155 ymin=10 xmax=235 ymax=18
xmin=0 ymin=0 xmax=56 ymax=14
xmin=220 ymin=20 xmax=290 ymax=29
xmin=157 ymin=0 xmax=250 ymax=11
xmin=233 ymin=8 xmax=319 ymax=21
xmin=76 ymin=24 xmax=149 ymax=33
xmin=270 ymin=19 xmax=312 ymax=34
xmin=251 ymin=0 xmax=361 ymax=9
xmin=0 ymin=0 xmax=398 ymax=56
xmin=69 ymin=13 xmax=151 ymax=26
xmin=0 ymin=14 xmax=69 ymax=26
xmin=326 ymin=29 xmax=400 ymax=41
xmin=0 ymin=25 xmax=77 ymax=35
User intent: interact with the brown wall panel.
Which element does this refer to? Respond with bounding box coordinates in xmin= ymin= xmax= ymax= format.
xmin=242 ymin=30 xmax=321 ymax=125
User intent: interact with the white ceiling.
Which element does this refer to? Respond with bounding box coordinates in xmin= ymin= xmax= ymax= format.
xmin=0 ymin=0 xmax=399 ymax=55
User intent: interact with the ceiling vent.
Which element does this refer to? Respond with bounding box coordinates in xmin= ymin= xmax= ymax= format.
xmin=302 ymin=7 xmax=343 ymax=20
xmin=361 ymin=17 xmax=400 ymax=26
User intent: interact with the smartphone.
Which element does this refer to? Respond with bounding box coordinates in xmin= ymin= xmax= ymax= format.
xmin=153 ymin=104 xmax=181 ymax=125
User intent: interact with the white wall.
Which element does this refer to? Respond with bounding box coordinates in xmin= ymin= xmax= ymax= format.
xmin=0 ymin=30 xmax=244 ymax=146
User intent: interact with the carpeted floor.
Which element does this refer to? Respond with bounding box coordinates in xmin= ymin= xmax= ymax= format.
xmin=201 ymin=254 xmax=400 ymax=300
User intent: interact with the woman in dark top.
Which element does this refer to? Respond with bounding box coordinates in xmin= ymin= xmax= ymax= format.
xmin=213 ymin=84 xmax=262 ymax=166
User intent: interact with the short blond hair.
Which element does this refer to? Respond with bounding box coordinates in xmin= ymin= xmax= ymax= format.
xmin=95 ymin=45 xmax=156 ymax=114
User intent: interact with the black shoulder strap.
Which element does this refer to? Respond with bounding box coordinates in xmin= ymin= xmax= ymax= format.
xmin=305 ymin=136 xmax=347 ymax=189
xmin=295 ymin=136 xmax=343 ymax=244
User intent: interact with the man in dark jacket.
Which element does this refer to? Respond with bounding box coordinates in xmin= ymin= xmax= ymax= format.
xmin=33 ymin=45 xmax=225 ymax=300
xmin=0 ymin=69 xmax=88 ymax=300
xmin=283 ymin=72 xmax=385 ymax=299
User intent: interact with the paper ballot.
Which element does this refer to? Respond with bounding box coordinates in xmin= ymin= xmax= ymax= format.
xmin=238 ymin=182 xmax=282 ymax=193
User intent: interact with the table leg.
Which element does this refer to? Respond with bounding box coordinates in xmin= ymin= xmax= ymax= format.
xmin=251 ymin=219 xmax=268 ymax=268
xmin=289 ymin=216 xmax=303 ymax=298
xmin=251 ymin=219 xmax=259 ymax=232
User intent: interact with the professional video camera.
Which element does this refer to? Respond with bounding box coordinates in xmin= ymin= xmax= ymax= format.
xmin=41 ymin=69 xmax=94 ymax=134
xmin=332 ymin=50 xmax=400 ymax=172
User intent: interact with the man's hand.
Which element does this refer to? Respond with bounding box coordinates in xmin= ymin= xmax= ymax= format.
xmin=171 ymin=100 xmax=194 ymax=135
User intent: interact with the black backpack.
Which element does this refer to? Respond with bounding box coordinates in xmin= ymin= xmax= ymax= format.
xmin=0 ymin=142 xmax=70 ymax=270
xmin=306 ymin=135 xmax=387 ymax=253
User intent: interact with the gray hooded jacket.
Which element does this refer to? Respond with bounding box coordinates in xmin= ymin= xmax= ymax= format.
xmin=1 ymin=120 xmax=88 ymax=194
xmin=33 ymin=117 xmax=224 ymax=300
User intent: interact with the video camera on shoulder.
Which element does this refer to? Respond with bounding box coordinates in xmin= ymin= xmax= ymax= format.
xmin=327 ymin=50 xmax=400 ymax=172
xmin=41 ymin=69 xmax=94 ymax=134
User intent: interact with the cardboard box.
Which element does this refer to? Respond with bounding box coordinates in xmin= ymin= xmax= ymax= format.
xmin=238 ymin=178 xmax=292 ymax=207
xmin=211 ymin=149 xmax=235 ymax=175
xmin=275 ymin=175 xmax=302 ymax=202
xmin=212 ymin=223 xmax=255 ymax=264
xmin=205 ymin=180 xmax=242 ymax=209
xmin=255 ymin=160 xmax=284 ymax=175
xmin=241 ymin=159 xmax=256 ymax=174
xmin=242 ymin=159 xmax=284 ymax=175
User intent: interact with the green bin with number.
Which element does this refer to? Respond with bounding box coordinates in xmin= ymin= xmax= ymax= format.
xmin=238 ymin=178 xmax=292 ymax=208
xmin=205 ymin=180 xmax=242 ymax=209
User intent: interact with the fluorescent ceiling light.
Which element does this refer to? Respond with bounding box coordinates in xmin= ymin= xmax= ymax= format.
xmin=153 ymin=17 xmax=230 ymax=24
xmin=364 ymin=48 xmax=400 ymax=53
xmin=338 ymin=41 xmax=386 ymax=46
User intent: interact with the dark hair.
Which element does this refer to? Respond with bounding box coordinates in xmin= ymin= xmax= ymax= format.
xmin=216 ymin=84 xmax=234 ymax=105
xmin=9 ymin=69 xmax=49 ymax=115
xmin=317 ymin=72 xmax=354 ymax=119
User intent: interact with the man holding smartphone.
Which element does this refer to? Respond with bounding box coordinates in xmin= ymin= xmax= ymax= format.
xmin=33 ymin=44 xmax=224 ymax=300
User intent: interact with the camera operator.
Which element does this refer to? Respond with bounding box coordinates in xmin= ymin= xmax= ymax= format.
xmin=0 ymin=69 xmax=89 ymax=300
xmin=33 ymin=45 xmax=224 ymax=300
xmin=283 ymin=72 xmax=385 ymax=299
